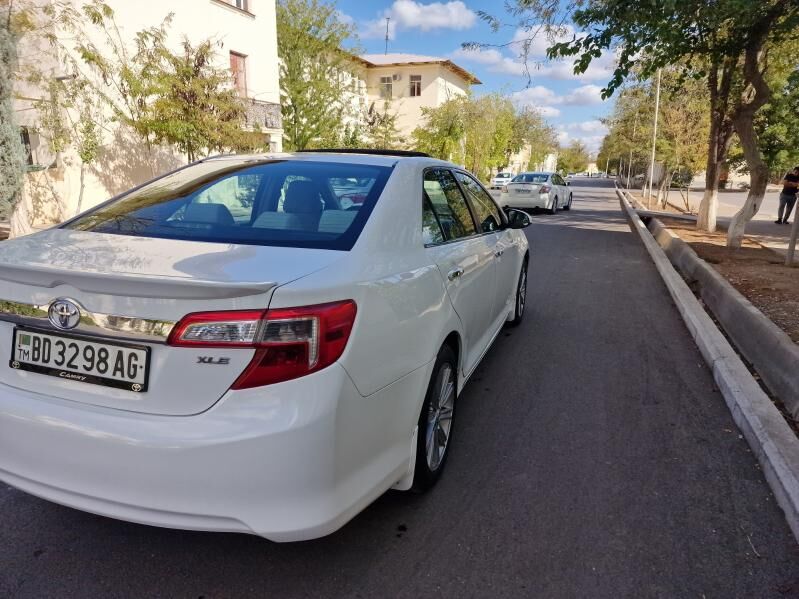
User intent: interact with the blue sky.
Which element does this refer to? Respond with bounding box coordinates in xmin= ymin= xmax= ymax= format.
xmin=335 ymin=0 xmax=615 ymax=153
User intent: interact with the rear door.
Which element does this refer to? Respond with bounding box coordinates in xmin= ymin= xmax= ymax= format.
xmin=454 ymin=171 xmax=519 ymax=323
xmin=422 ymin=168 xmax=497 ymax=375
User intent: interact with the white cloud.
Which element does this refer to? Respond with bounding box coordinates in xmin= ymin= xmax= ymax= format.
xmin=566 ymin=120 xmax=609 ymax=135
xmin=450 ymin=47 xmax=526 ymax=76
xmin=509 ymin=83 xmax=606 ymax=120
xmin=537 ymin=106 xmax=562 ymax=118
xmin=361 ymin=1 xmax=477 ymax=39
xmin=557 ymin=125 xmax=605 ymax=154
xmin=509 ymin=85 xmax=559 ymax=106
xmin=562 ymin=85 xmax=605 ymax=106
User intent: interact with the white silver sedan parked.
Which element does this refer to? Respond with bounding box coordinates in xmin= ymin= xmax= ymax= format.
xmin=0 ymin=150 xmax=531 ymax=541
xmin=497 ymin=172 xmax=573 ymax=214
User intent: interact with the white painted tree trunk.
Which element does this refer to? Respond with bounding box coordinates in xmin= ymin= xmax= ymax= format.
xmin=697 ymin=187 xmax=718 ymax=232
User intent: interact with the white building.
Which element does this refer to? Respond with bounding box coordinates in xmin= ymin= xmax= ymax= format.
xmin=11 ymin=0 xmax=282 ymax=235
xmin=352 ymin=53 xmax=480 ymax=141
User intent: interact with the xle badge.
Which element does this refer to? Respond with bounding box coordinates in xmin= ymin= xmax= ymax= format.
xmin=197 ymin=357 xmax=231 ymax=365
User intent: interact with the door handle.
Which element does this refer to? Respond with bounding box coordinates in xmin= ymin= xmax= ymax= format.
xmin=447 ymin=268 xmax=464 ymax=281
xmin=495 ymin=249 xmax=504 ymax=257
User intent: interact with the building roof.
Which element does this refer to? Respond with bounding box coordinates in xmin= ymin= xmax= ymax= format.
xmin=359 ymin=53 xmax=481 ymax=85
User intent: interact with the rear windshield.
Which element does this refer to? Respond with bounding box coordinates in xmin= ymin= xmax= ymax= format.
xmin=64 ymin=159 xmax=393 ymax=250
xmin=512 ymin=174 xmax=549 ymax=184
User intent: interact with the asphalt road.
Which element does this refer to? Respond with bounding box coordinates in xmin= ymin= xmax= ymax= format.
xmin=2 ymin=180 xmax=798 ymax=598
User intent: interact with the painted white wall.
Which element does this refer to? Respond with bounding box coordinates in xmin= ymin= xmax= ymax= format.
xmin=364 ymin=64 xmax=470 ymax=140
xmin=10 ymin=0 xmax=282 ymax=236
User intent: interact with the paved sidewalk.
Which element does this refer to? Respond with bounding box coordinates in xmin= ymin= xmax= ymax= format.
xmin=629 ymin=188 xmax=794 ymax=256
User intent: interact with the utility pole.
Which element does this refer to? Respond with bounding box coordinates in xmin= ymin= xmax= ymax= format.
xmin=384 ymin=17 xmax=390 ymax=55
xmin=627 ymin=113 xmax=638 ymax=191
xmin=646 ymin=68 xmax=662 ymax=208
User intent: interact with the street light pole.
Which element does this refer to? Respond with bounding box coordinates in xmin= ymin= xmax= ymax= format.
xmin=646 ymin=68 xmax=662 ymax=208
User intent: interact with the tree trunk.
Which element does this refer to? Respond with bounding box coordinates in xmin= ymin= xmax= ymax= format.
xmin=697 ymin=59 xmax=735 ymax=232
xmin=725 ymin=43 xmax=772 ymax=249
xmin=75 ymin=162 xmax=85 ymax=216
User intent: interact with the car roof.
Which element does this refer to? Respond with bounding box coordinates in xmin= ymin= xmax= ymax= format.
xmin=514 ymin=172 xmax=554 ymax=177
xmin=202 ymin=152 xmax=455 ymax=169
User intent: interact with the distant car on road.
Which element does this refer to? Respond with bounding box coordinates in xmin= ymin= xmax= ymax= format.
xmin=0 ymin=149 xmax=532 ymax=542
xmin=497 ymin=172 xmax=572 ymax=214
xmin=490 ymin=172 xmax=514 ymax=190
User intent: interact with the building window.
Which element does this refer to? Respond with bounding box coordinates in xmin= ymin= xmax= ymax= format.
xmin=379 ymin=76 xmax=392 ymax=100
xmin=222 ymin=0 xmax=249 ymax=10
xmin=230 ymin=51 xmax=248 ymax=97
xmin=410 ymin=75 xmax=421 ymax=97
xmin=19 ymin=127 xmax=33 ymax=167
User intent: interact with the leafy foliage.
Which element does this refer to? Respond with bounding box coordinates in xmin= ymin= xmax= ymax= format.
xmin=145 ymin=38 xmax=253 ymax=162
xmin=0 ymin=12 xmax=25 ymax=219
xmin=412 ymin=93 xmax=556 ymax=180
xmin=277 ymin=0 xmax=359 ymax=151
xmin=557 ymin=140 xmax=589 ymax=173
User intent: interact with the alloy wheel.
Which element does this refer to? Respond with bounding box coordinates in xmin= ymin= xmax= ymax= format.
xmin=426 ymin=363 xmax=455 ymax=471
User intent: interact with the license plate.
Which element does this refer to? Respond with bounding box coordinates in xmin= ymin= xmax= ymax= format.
xmin=514 ymin=187 xmax=533 ymax=194
xmin=10 ymin=328 xmax=150 ymax=392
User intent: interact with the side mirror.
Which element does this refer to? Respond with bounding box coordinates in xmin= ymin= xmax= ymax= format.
xmin=506 ymin=208 xmax=531 ymax=229
xmin=566 ymin=181 xmax=571 ymax=186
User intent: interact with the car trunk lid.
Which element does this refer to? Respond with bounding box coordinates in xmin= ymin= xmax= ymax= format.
xmin=0 ymin=229 xmax=344 ymax=415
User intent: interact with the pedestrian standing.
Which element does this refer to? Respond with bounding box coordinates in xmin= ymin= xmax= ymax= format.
xmin=776 ymin=166 xmax=799 ymax=224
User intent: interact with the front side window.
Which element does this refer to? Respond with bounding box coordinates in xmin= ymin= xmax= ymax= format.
xmin=410 ymin=75 xmax=421 ymax=97
xmin=65 ymin=160 xmax=393 ymax=251
xmin=455 ymin=172 xmax=502 ymax=233
xmin=423 ymin=169 xmax=476 ymax=241
xmin=379 ymin=76 xmax=393 ymax=100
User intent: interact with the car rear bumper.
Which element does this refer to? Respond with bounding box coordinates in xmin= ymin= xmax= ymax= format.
xmin=498 ymin=193 xmax=551 ymax=210
xmin=0 ymin=362 xmax=428 ymax=541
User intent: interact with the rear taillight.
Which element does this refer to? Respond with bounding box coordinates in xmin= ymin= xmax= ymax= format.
xmin=168 ymin=300 xmax=357 ymax=389
xmin=540 ymin=185 xmax=551 ymax=194
xmin=502 ymin=185 xmax=509 ymax=193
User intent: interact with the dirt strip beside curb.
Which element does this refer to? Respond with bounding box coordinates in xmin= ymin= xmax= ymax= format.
xmin=646 ymin=217 xmax=799 ymax=420
xmin=617 ymin=185 xmax=799 ymax=543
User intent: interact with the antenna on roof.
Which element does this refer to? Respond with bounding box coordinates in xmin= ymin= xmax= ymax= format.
xmin=384 ymin=17 xmax=390 ymax=55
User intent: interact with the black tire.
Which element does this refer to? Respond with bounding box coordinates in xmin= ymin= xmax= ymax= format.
xmin=412 ymin=345 xmax=457 ymax=492
xmin=507 ymin=260 xmax=528 ymax=327
xmin=563 ymin=194 xmax=573 ymax=211
xmin=549 ymin=197 xmax=558 ymax=214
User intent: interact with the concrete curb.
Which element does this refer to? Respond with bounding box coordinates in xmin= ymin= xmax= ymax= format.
xmin=617 ymin=186 xmax=799 ymax=543
xmin=646 ymin=218 xmax=799 ymax=420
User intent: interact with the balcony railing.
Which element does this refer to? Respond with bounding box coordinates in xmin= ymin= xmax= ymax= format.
xmin=245 ymin=99 xmax=282 ymax=131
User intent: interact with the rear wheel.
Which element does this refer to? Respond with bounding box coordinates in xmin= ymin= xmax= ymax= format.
xmin=549 ymin=197 xmax=558 ymax=214
xmin=412 ymin=345 xmax=457 ymax=492
xmin=564 ymin=194 xmax=573 ymax=211
xmin=508 ymin=260 xmax=528 ymax=327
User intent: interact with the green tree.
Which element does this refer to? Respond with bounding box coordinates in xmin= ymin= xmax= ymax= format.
xmin=146 ymin=38 xmax=252 ymax=162
xmin=0 ymin=6 xmax=25 ymax=219
xmin=557 ymin=140 xmax=590 ymax=174
xmin=362 ymin=101 xmax=404 ymax=150
xmin=277 ymin=0 xmax=358 ymax=151
xmin=489 ymin=0 xmax=799 ymax=246
xmin=412 ymin=96 xmax=466 ymax=162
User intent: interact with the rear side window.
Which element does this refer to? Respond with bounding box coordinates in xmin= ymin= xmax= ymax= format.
xmin=454 ymin=172 xmax=502 ymax=233
xmin=423 ymin=169 xmax=476 ymax=241
xmin=65 ymin=160 xmax=393 ymax=250
xmin=422 ymin=196 xmax=445 ymax=245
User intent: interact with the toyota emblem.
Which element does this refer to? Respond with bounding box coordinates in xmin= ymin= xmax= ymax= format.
xmin=48 ymin=299 xmax=82 ymax=330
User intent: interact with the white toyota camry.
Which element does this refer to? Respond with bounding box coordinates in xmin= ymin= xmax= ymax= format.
xmin=0 ymin=150 xmax=530 ymax=541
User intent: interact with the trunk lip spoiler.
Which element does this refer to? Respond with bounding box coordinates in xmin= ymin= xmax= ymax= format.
xmin=0 ymin=298 xmax=176 ymax=344
xmin=0 ymin=263 xmax=278 ymax=301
